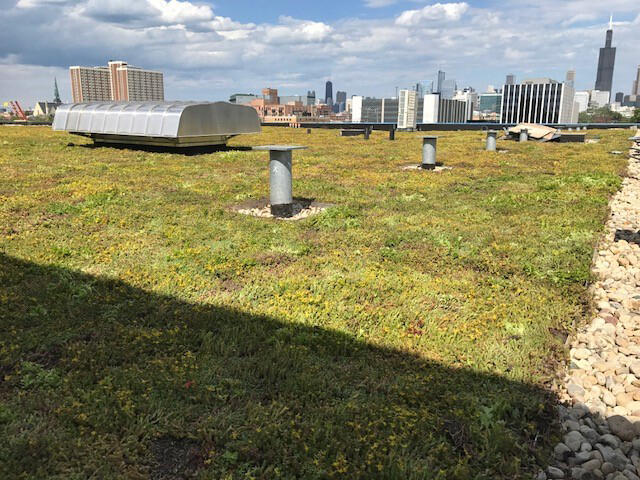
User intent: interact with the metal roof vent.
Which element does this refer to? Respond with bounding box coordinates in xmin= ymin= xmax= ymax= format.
xmin=52 ymin=101 xmax=261 ymax=147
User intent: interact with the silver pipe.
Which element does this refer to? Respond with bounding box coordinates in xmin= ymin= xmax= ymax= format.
xmin=421 ymin=136 xmax=437 ymax=169
xmin=486 ymin=130 xmax=497 ymax=151
xmin=269 ymin=150 xmax=293 ymax=217
xmin=519 ymin=128 xmax=528 ymax=143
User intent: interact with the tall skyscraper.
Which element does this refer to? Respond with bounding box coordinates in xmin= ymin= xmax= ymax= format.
xmin=306 ymin=90 xmax=316 ymax=106
xmin=70 ymin=60 xmax=164 ymax=103
xmin=633 ymin=65 xmax=640 ymax=96
xmin=506 ymin=74 xmax=515 ymax=86
xmin=595 ymin=16 xmax=616 ymax=97
xmin=336 ymin=91 xmax=347 ymax=112
xmin=566 ymin=70 xmax=576 ymax=88
xmin=437 ymin=71 xmax=446 ymax=93
xmin=325 ymin=81 xmax=333 ymax=105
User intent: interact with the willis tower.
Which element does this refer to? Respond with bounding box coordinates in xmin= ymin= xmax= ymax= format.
xmin=595 ymin=16 xmax=616 ymax=96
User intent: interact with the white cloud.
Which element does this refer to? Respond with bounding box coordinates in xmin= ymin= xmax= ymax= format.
xmin=263 ymin=17 xmax=333 ymax=44
xmin=80 ymin=0 xmax=215 ymax=26
xmin=396 ymin=2 xmax=469 ymax=26
xmin=148 ymin=0 xmax=214 ymax=24
xmin=504 ymin=47 xmax=528 ymax=61
xmin=2 ymin=0 xmax=640 ymax=107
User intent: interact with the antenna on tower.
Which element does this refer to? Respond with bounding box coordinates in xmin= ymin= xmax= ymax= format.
xmin=609 ymin=14 xmax=613 ymax=30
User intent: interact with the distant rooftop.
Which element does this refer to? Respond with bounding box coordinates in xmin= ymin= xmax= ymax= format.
xmin=521 ymin=78 xmax=560 ymax=85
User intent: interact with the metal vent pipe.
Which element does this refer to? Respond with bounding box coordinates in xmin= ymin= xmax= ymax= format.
xmin=486 ymin=130 xmax=497 ymax=151
xmin=253 ymin=145 xmax=307 ymax=217
xmin=421 ymin=136 xmax=438 ymax=169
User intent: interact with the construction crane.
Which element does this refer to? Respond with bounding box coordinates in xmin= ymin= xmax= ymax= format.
xmin=9 ymin=101 xmax=28 ymax=121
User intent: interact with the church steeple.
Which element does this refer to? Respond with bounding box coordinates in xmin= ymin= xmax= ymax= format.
xmin=53 ymin=77 xmax=61 ymax=104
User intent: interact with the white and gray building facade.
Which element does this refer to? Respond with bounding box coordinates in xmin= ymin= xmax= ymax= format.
xmin=351 ymin=93 xmax=470 ymax=124
xmin=500 ymin=78 xmax=578 ymax=124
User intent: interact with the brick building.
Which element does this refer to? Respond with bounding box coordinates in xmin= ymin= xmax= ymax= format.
xmin=70 ymin=60 xmax=164 ymax=102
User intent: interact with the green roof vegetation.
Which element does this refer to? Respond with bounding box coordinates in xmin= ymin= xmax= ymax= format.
xmin=0 ymin=126 xmax=631 ymax=478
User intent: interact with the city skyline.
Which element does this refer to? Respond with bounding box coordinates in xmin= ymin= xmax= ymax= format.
xmin=1 ymin=1 xmax=639 ymax=107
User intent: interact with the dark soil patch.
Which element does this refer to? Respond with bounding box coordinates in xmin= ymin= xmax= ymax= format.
xmin=26 ymin=344 xmax=63 ymax=369
xmin=150 ymin=436 xmax=205 ymax=480
xmin=255 ymin=252 xmax=293 ymax=267
xmin=220 ymin=278 xmax=243 ymax=292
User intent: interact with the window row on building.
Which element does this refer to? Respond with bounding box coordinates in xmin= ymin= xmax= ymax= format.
xmin=352 ymin=93 xmax=471 ymax=125
xmin=500 ymin=80 xmax=577 ymax=124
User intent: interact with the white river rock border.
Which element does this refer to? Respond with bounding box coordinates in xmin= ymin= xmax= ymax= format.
xmin=540 ymin=134 xmax=640 ymax=480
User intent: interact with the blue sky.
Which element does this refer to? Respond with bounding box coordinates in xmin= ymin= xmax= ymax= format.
xmin=0 ymin=0 xmax=639 ymax=107
xmin=213 ymin=0 xmax=438 ymax=23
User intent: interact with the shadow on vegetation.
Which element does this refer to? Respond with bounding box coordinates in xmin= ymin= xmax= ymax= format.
xmin=71 ymin=142 xmax=254 ymax=156
xmin=0 ymin=253 xmax=558 ymax=479
xmin=615 ymin=229 xmax=640 ymax=246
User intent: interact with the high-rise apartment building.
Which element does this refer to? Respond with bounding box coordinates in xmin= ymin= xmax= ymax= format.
xmin=500 ymin=78 xmax=577 ymax=124
xmin=117 ymin=66 xmax=164 ymax=101
xmin=70 ymin=66 xmax=111 ymax=102
xmin=108 ymin=61 xmax=127 ymax=101
xmin=70 ymin=60 xmax=164 ymax=103
xmin=397 ymin=89 xmax=418 ymax=129
xmin=595 ymin=17 xmax=616 ymax=97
